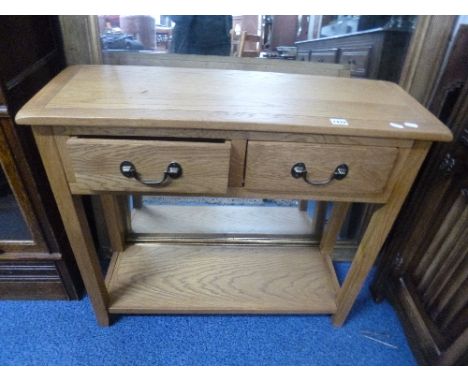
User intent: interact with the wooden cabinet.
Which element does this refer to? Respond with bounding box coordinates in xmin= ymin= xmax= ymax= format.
xmin=0 ymin=16 xmax=82 ymax=299
xmin=295 ymin=28 xmax=412 ymax=81
xmin=371 ymin=25 xmax=468 ymax=365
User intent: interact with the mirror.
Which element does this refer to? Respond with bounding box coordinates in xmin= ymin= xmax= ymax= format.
xmin=97 ymin=15 xmax=416 ymax=64
xmin=94 ymin=15 xmax=417 ymax=249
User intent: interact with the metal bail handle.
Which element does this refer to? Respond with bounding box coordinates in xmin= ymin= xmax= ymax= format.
xmin=291 ymin=162 xmax=349 ymax=186
xmin=120 ymin=161 xmax=183 ymax=186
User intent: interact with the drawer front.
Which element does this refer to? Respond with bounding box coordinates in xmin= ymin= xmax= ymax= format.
xmin=296 ymin=51 xmax=310 ymax=62
xmin=339 ymin=46 xmax=372 ymax=78
xmin=309 ymin=48 xmax=339 ymax=63
xmin=66 ymin=138 xmax=231 ymax=194
xmin=244 ymin=141 xmax=398 ymax=196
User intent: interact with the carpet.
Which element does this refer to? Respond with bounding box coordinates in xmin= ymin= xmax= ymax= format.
xmin=0 ymin=263 xmax=415 ymax=365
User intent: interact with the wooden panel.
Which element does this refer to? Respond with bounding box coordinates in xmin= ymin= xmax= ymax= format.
xmin=295 ymin=28 xmax=412 ymax=81
xmin=0 ymin=16 xmax=83 ymax=300
xmin=438 ymin=279 xmax=468 ymax=332
xmin=15 ymin=65 xmax=452 ymax=142
xmin=245 ymin=141 xmax=398 ymax=197
xmin=309 ymin=48 xmax=339 ymax=63
xmin=228 ymin=139 xmax=247 ymax=187
xmin=65 ymin=138 xmax=231 ymax=194
xmin=296 ymin=51 xmax=310 ymax=62
xmin=0 ymin=120 xmax=46 ymax=252
xmin=384 ymin=278 xmax=444 ymax=364
xmin=107 ymin=244 xmax=337 ymax=314
xmin=371 ymin=58 xmax=467 ymax=364
xmin=339 ymin=47 xmax=372 ymax=78
xmin=0 ymin=281 xmax=67 ymax=299
xmin=422 ymin=227 xmax=468 ymax=309
xmin=416 ymin=201 xmax=468 ymax=292
xmin=430 ymin=257 xmax=468 ymax=324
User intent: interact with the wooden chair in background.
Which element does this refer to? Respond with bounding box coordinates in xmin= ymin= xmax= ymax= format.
xmin=231 ymin=31 xmax=262 ymax=58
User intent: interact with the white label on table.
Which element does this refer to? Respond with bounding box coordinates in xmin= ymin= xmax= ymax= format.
xmin=330 ymin=118 xmax=349 ymax=126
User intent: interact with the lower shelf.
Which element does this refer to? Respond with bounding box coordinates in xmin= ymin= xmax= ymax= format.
xmin=106 ymin=244 xmax=338 ymax=314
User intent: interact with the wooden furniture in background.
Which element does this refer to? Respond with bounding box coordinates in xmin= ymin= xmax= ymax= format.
xmin=269 ymin=16 xmax=299 ymax=50
xmin=15 ymin=65 xmax=451 ymax=326
xmin=236 ymin=31 xmax=262 ymax=57
xmin=295 ymin=27 xmax=413 ymax=81
xmin=371 ymin=22 xmax=468 ymax=366
xmin=0 ymin=16 xmax=82 ymax=299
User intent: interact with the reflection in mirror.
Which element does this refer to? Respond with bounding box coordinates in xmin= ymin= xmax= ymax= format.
xmin=96 ymin=15 xmax=415 ymax=251
xmin=0 ymin=166 xmax=32 ymax=241
xmin=130 ymin=196 xmax=316 ymax=237
xmin=128 ymin=196 xmax=361 ymax=246
xmin=98 ymin=15 xmax=416 ymax=71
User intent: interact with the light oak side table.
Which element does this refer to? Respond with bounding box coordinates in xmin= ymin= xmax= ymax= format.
xmin=16 ymin=65 xmax=452 ymax=326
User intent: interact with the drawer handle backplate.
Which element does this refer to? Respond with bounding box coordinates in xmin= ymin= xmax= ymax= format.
xmin=291 ymin=162 xmax=348 ymax=186
xmin=120 ymin=161 xmax=183 ymax=186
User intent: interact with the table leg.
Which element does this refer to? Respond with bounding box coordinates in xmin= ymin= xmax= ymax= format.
xmin=298 ymin=200 xmax=308 ymax=211
xmin=100 ymin=195 xmax=127 ymax=253
xmin=313 ymin=201 xmax=328 ymax=238
xmin=33 ymin=126 xmax=110 ymax=326
xmin=320 ymin=202 xmax=351 ymax=294
xmin=320 ymin=202 xmax=351 ymax=257
xmin=332 ymin=141 xmax=431 ymax=326
xmin=132 ymin=194 xmax=143 ymax=209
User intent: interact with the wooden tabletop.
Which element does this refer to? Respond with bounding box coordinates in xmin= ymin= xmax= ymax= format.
xmin=15 ymin=65 xmax=452 ymax=142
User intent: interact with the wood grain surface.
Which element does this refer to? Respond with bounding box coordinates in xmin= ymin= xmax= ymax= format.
xmin=15 ymin=65 xmax=452 ymax=142
xmin=107 ymin=244 xmax=337 ymax=314
xmin=65 ymin=137 xmax=231 ymax=194
xmin=245 ymin=141 xmax=398 ymax=196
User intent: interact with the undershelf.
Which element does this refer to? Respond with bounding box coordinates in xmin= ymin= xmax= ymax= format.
xmin=106 ymin=243 xmax=338 ymax=315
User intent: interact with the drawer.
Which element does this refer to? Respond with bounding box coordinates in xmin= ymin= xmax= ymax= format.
xmin=339 ymin=46 xmax=372 ymax=78
xmin=296 ymin=51 xmax=310 ymax=62
xmin=65 ymin=138 xmax=231 ymax=194
xmin=309 ymin=48 xmax=339 ymax=63
xmin=244 ymin=141 xmax=398 ymax=197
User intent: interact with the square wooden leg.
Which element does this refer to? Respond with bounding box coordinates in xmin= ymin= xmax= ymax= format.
xmin=33 ymin=126 xmax=110 ymax=326
xmin=333 ymin=142 xmax=431 ymax=326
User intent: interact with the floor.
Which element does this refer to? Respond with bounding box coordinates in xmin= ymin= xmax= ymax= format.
xmin=0 ymin=263 xmax=416 ymax=365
